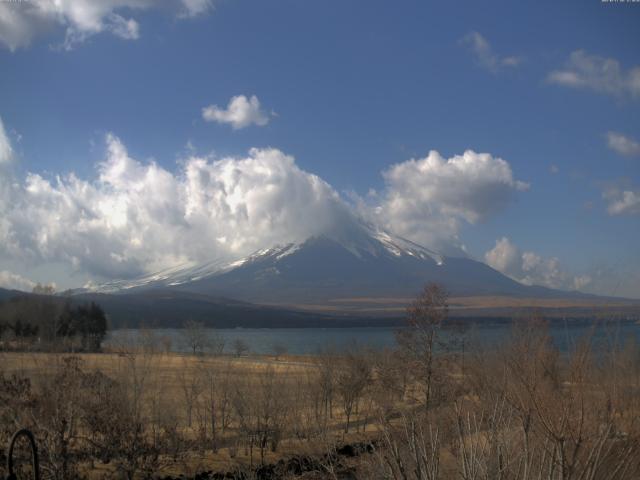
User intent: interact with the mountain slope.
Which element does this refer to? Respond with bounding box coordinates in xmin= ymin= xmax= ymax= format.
xmin=0 ymin=287 xmax=390 ymax=328
xmin=0 ymin=287 xmax=22 ymax=302
xmin=89 ymin=225 xmax=591 ymax=305
xmin=71 ymin=289 xmax=382 ymax=328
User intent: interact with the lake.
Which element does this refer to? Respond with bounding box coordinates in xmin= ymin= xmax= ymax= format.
xmin=105 ymin=320 xmax=640 ymax=355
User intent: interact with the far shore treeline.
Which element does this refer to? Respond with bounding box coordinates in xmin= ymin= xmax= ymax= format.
xmin=0 ymin=290 xmax=107 ymax=352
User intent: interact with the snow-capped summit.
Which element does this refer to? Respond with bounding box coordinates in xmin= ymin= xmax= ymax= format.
xmin=88 ymin=221 xmax=567 ymax=304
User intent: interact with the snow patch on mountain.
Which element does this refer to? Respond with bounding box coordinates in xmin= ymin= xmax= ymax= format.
xmin=87 ymin=225 xmax=446 ymax=294
xmin=371 ymin=230 xmax=444 ymax=264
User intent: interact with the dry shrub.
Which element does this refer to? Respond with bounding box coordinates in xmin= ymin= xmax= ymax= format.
xmin=371 ymin=317 xmax=640 ymax=480
xmin=1 ymin=306 xmax=639 ymax=480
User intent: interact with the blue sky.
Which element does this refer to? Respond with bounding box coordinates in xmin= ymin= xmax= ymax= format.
xmin=0 ymin=0 xmax=639 ymax=297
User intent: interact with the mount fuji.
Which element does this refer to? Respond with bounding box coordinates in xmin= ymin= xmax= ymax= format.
xmin=87 ymin=222 xmax=581 ymax=306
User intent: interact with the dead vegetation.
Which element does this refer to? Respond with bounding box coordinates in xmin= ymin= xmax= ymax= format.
xmin=1 ymin=285 xmax=640 ymax=479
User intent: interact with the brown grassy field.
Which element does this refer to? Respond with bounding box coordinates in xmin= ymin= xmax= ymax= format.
xmin=3 ymin=312 xmax=640 ymax=479
xmin=0 ymin=350 xmax=315 ymax=382
xmin=269 ymin=295 xmax=640 ymax=318
xmin=0 ymin=349 xmax=385 ymax=479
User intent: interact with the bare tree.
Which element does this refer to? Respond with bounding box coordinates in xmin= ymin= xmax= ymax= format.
xmin=315 ymin=346 xmax=337 ymax=422
xmin=232 ymin=366 xmax=289 ymax=466
xmin=33 ymin=356 xmax=83 ymax=480
xmin=336 ymin=346 xmax=371 ymax=433
xmin=233 ymin=338 xmax=250 ymax=357
xmin=373 ymin=347 xmax=409 ymax=411
xmin=396 ymin=282 xmax=448 ymax=412
xmin=374 ymin=411 xmax=441 ymax=480
xmin=206 ymin=330 xmax=226 ymax=356
xmin=138 ymin=326 xmax=161 ymax=354
xmin=178 ymin=358 xmax=202 ymax=428
xmin=181 ymin=320 xmax=207 ymax=355
xmin=194 ymin=360 xmax=233 ymax=452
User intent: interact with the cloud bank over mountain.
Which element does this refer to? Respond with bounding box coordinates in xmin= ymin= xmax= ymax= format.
xmin=0 ymin=133 xmax=349 ymax=279
xmin=0 ymin=270 xmax=37 ymax=291
xmin=354 ymin=150 xmax=529 ymax=255
xmin=0 ymin=126 xmax=529 ymax=283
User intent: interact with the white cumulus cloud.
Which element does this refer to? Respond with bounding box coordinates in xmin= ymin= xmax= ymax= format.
xmin=0 ymin=133 xmax=347 ymax=279
xmin=0 ymin=270 xmax=36 ymax=292
xmin=485 ymin=237 xmax=589 ymax=291
xmin=0 ymin=114 xmax=532 ymax=282
xmin=0 ymin=0 xmax=214 ymax=51
xmin=548 ymin=50 xmax=640 ymax=100
xmin=358 ymin=150 xmax=528 ymax=254
xmin=460 ymin=31 xmax=522 ymax=73
xmin=607 ymin=132 xmax=640 ymax=158
xmin=202 ymin=95 xmax=270 ymax=130
xmin=603 ymin=183 xmax=640 ymax=216
xmin=484 ymin=236 xmax=520 ymax=274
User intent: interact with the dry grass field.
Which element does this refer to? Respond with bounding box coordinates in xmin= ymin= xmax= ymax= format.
xmin=0 ymin=348 xmax=388 ymax=479
xmin=0 ymin=350 xmax=315 ymax=385
xmin=268 ymin=295 xmax=640 ymax=318
xmin=3 ymin=288 xmax=640 ymax=479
